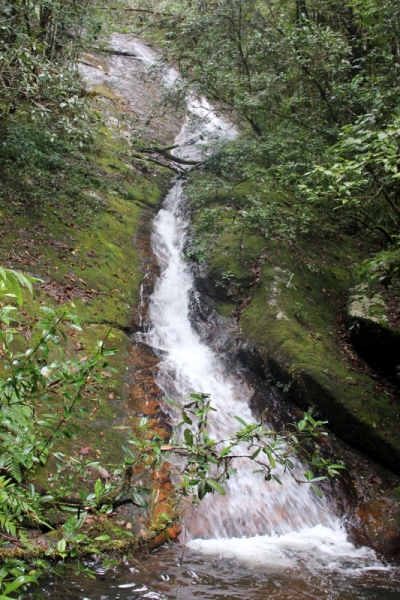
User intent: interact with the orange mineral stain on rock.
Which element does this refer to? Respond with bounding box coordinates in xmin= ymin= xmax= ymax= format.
xmin=150 ymin=525 xmax=181 ymax=550
xmin=349 ymin=494 xmax=400 ymax=557
xmin=111 ymin=209 xmax=179 ymax=553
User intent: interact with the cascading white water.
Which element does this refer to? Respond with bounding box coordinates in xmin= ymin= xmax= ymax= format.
xmin=146 ymin=176 xmax=335 ymax=539
xmin=132 ymin=38 xmax=383 ymax=572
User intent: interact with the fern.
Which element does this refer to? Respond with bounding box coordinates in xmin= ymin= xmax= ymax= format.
xmin=0 ymin=404 xmax=39 ymax=482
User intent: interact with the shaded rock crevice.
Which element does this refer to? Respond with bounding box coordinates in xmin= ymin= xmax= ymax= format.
xmin=347 ymin=283 xmax=400 ymax=381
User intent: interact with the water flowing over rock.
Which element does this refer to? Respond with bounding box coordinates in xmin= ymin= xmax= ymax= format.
xmin=32 ymin=34 xmax=400 ymax=600
xmin=133 ymin=39 xmax=394 ymax=577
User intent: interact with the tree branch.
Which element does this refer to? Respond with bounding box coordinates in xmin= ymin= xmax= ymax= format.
xmin=142 ymin=156 xmax=183 ymax=174
xmin=138 ymin=147 xmax=201 ymax=165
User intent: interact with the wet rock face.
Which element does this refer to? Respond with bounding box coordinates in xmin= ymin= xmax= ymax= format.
xmin=347 ymin=284 xmax=400 ymax=380
xmin=125 ymin=340 xmax=166 ymax=424
xmin=349 ymin=490 xmax=400 ymax=559
xmin=130 ymin=208 xmax=162 ymax=333
xmin=79 ymin=34 xmax=182 ymax=147
xmin=188 ymin=270 xmax=248 ymax=373
xmin=236 ymin=342 xmax=267 ymax=380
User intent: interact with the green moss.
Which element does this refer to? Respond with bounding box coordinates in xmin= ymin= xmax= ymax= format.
xmin=388 ymin=487 xmax=400 ymax=500
xmin=240 ymin=246 xmax=400 ymax=470
xmin=0 ymin=78 xmax=175 ymax=506
xmin=216 ymin=301 xmax=236 ymax=317
xmin=91 ymin=84 xmax=125 ymax=103
xmin=189 ymin=169 xmax=400 ymax=473
xmin=32 ymin=324 xmax=131 ymax=497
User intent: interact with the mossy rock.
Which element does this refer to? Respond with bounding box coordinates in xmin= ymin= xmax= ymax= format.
xmin=237 ymin=256 xmax=400 ymax=473
xmin=189 ymin=171 xmax=400 ymax=474
xmin=0 ymin=50 xmax=178 ymax=535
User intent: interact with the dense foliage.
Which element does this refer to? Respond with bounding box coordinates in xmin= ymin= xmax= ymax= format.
xmin=0 ymin=0 xmax=128 ymax=210
xmin=131 ymin=0 xmax=400 ymax=275
xmin=0 ymin=0 xmax=107 ymax=138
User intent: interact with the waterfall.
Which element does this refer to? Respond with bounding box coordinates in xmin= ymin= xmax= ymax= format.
xmin=131 ymin=37 xmax=382 ymax=571
xmin=148 ymin=177 xmax=333 ymax=531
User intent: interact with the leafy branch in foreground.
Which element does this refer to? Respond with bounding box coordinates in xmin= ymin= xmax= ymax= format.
xmin=161 ymin=393 xmax=345 ymax=502
xmin=0 ymin=268 xmax=116 ymax=596
xmin=119 ymin=393 xmax=345 ymax=509
xmin=0 ymin=268 xmax=344 ymax=596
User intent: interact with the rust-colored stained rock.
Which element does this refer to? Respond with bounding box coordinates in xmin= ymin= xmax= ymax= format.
xmin=349 ymin=493 xmax=400 ymax=558
xmin=150 ymin=525 xmax=182 ymax=550
xmin=151 ymin=462 xmax=176 ymax=532
xmin=113 ymin=174 xmax=180 ymax=550
xmin=124 ymin=341 xmax=165 ymax=419
xmin=152 ymin=464 xmax=172 ymax=484
xmin=153 ymin=484 xmax=173 ymax=505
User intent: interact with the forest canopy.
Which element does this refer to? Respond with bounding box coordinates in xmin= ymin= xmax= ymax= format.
xmin=128 ymin=0 xmax=400 ymax=266
xmin=2 ymin=0 xmax=399 ymax=254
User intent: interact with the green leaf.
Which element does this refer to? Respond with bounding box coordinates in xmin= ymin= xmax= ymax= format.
xmin=182 ymin=411 xmax=193 ymax=425
xmin=2 ymin=575 xmax=38 ymax=595
xmin=220 ymin=445 xmax=231 ymax=457
xmin=205 ymin=478 xmax=226 ymax=495
xmin=132 ymin=492 xmax=148 ymax=507
xmin=198 ymin=481 xmax=207 ymax=500
xmin=95 ymin=534 xmax=111 ymax=541
xmin=263 ymin=447 xmax=276 ymax=469
xmin=57 ymin=538 xmax=67 ymax=553
xmin=251 ymin=448 xmax=261 ymax=459
xmin=184 ymin=428 xmax=194 ymax=446
xmin=311 ymin=484 xmax=323 ymax=498
xmin=303 ymin=470 xmax=313 ymax=481
xmin=94 ymin=478 xmax=104 ymax=499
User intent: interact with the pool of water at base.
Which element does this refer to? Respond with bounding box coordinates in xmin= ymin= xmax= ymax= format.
xmin=33 ymin=543 xmax=400 ymax=600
